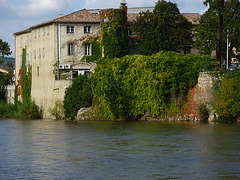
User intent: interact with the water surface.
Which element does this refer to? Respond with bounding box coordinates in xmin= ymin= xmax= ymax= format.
xmin=0 ymin=118 xmax=240 ymax=179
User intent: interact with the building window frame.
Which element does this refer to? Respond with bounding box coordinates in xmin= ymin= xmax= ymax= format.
xmin=85 ymin=43 xmax=91 ymax=56
xmin=68 ymin=43 xmax=74 ymax=56
xmin=84 ymin=26 xmax=91 ymax=34
xmin=67 ymin=26 xmax=74 ymax=34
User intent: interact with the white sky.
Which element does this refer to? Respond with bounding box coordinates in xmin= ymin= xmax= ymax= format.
xmin=0 ymin=0 xmax=207 ymax=58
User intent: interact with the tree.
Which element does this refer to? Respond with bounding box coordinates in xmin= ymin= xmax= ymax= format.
xmin=0 ymin=72 xmax=12 ymax=101
xmin=131 ymin=0 xmax=193 ymax=55
xmin=101 ymin=9 xmax=129 ymax=59
xmin=0 ymin=39 xmax=12 ymax=65
xmin=195 ymin=0 xmax=240 ymax=66
xmin=63 ymin=74 xmax=93 ymax=119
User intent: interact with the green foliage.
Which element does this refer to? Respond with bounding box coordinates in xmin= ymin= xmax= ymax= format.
xmin=0 ymin=100 xmax=42 ymax=119
xmin=49 ymin=100 xmax=64 ymax=120
xmin=12 ymin=48 xmax=42 ymax=119
xmin=101 ymin=8 xmax=129 ymax=58
xmin=195 ymin=0 xmax=240 ymax=62
xmin=0 ymin=101 xmax=17 ymax=118
xmin=198 ymin=103 xmax=210 ymax=122
xmin=131 ymin=0 xmax=193 ymax=55
xmin=92 ymin=51 xmax=216 ymax=119
xmin=15 ymin=101 xmax=42 ymax=119
xmin=82 ymin=37 xmax=102 ymax=62
xmin=0 ymin=72 xmax=12 ymax=101
xmin=212 ymin=70 xmax=240 ymax=122
xmin=64 ymin=74 xmax=93 ymax=120
xmin=0 ymin=39 xmax=12 ymax=65
xmin=19 ymin=48 xmax=32 ymax=104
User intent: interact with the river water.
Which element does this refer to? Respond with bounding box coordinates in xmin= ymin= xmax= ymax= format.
xmin=0 ymin=118 xmax=240 ymax=179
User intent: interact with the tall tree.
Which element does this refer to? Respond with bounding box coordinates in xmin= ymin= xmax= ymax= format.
xmin=195 ymin=0 xmax=240 ymax=66
xmin=131 ymin=0 xmax=193 ymax=55
xmin=101 ymin=9 xmax=129 ymax=59
xmin=0 ymin=39 xmax=12 ymax=65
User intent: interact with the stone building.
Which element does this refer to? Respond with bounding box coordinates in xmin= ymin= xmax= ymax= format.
xmin=14 ymin=1 xmax=201 ymax=118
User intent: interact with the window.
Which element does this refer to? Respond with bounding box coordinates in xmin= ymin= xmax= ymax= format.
xmin=84 ymin=26 xmax=91 ymax=34
xmin=26 ymin=53 xmax=29 ymax=66
xmin=43 ymin=48 xmax=45 ymax=58
xmin=47 ymin=26 xmax=50 ymax=35
xmin=39 ymin=48 xmax=41 ymax=58
xmin=67 ymin=26 xmax=74 ymax=34
xmin=34 ymin=50 xmax=36 ymax=59
xmin=26 ymin=35 xmax=30 ymax=46
xmin=68 ymin=43 xmax=74 ymax=56
xmin=42 ymin=27 xmax=45 ymax=36
xmin=38 ymin=29 xmax=41 ymax=37
xmin=29 ymin=36 xmax=32 ymax=46
xmin=20 ymin=37 xmax=23 ymax=48
xmin=34 ymin=30 xmax=37 ymax=38
xmin=30 ymin=53 xmax=32 ymax=65
xmin=37 ymin=66 xmax=39 ymax=76
xmin=85 ymin=44 xmax=91 ymax=56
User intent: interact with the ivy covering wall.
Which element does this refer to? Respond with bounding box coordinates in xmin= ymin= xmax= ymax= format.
xmin=101 ymin=8 xmax=129 ymax=59
xmin=91 ymin=51 xmax=216 ymax=120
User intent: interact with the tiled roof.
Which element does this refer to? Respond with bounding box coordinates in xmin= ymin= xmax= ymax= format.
xmin=127 ymin=7 xmax=200 ymax=25
xmin=181 ymin=13 xmax=201 ymax=25
xmin=14 ymin=7 xmax=200 ymax=35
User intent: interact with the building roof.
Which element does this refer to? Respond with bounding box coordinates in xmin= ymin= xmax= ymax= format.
xmin=0 ymin=67 xmax=10 ymax=74
xmin=14 ymin=7 xmax=201 ymax=35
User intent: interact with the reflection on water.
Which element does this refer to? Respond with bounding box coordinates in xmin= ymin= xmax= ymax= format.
xmin=0 ymin=119 xmax=240 ymax=179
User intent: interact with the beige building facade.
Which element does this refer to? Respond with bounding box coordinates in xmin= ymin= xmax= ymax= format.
xmin=14 ymin=3 xmax=201 ymax=118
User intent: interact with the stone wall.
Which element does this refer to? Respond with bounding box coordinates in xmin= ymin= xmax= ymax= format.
xmin=183 ymin=72 xmax=216 ymax=121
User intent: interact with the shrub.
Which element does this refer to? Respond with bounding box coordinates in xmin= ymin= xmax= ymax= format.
xmin=212 ymin=70 xmax=240 ymax=122
xmin=63 ymin=74 xmax=93 ymax=120
xmin=16 ymin=101 xmax=42 ymax=119
xmin=92 ymin=51 xmax=216 ymax=120
xmin=0 ymin=101 xmax=17 ymax=118
xmin=198 ymin=103 xmax=209 ymax=122
xmin=49 ymin=100 xmax=64 ymax=120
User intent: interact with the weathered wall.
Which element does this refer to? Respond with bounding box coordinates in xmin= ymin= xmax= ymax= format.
xmin=183 ymin=72 xmax=215 ymax=121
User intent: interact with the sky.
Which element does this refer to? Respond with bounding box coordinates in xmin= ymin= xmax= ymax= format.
xmin=0 ymin=0 xmax=207 ymax=58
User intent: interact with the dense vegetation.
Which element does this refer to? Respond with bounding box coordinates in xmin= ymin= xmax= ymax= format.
xmin=63 ymin=74 xmax=93 ymax=120
xmin=0 ymin=48 xmax=42 ymax=119
xmin=101 ymin=8 xmax=129 ymax=58
xmin=0 ymin=39 xmax=12 ymax=65
xmin=212 ymin=70 xmax=240 ymax=122
xmin=195 ymin=0 xmax=240 ymax=64
xmin=91 ymin=51 xmax=216 ymax=120
xmin=131 ymin=0 xmax=193 ymax=55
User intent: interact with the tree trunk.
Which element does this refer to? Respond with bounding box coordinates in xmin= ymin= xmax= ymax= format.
xmin=216 ymin=0 xmax=224 ymax=67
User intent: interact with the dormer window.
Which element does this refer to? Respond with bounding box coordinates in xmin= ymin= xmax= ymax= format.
xmin=84 ymin=26 xmax=91 ymax=34
xmin=67 ymin=26 xmax=74 ymax=34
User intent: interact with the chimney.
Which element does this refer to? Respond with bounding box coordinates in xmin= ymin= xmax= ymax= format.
xmin=58 ymin=14 xmax=63 ymax=18
xmin=120 ymin=0 xmax=127 ymax=6
xmin=120 ymin=0 xmax=127 ymax=23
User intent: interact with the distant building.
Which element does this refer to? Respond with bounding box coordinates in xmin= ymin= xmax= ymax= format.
xmin=14 ymin=1 xmax=200 ymax=118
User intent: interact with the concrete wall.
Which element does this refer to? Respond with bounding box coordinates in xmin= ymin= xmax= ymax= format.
xmin=6 ymin=84 xmax=15 ymax=104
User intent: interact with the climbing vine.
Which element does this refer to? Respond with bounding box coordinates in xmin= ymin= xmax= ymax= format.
xmin=82 ymin=37 xmax=102 ymax=62
xmin=92 ymin=51 xmax=217 ymax=119
xmin=101 ymin=8 xmax=129 ymax=59
xmin=16 ymin=48 xmax=32 ymax=103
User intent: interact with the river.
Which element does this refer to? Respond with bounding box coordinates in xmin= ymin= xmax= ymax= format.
xmin=0 ymin=118 xmax=240 ymax=179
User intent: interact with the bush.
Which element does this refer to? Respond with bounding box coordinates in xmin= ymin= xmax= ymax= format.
xmin=198 ymin=103 xmax=209 ymax=122
xmin=49 ymin=100 xmax=64 ymax=120
xmin=0 ymin=101 xmax=17 ymax=118
xmin=16 ymin=101 xmax=42 ymax=119
xmin=63 ymin=74 xmax=93 ymax=120
xmin=92 ymin=51 xmax=216 ymax=120
xmin=212 ymin=70 xmax=240 ymax=122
